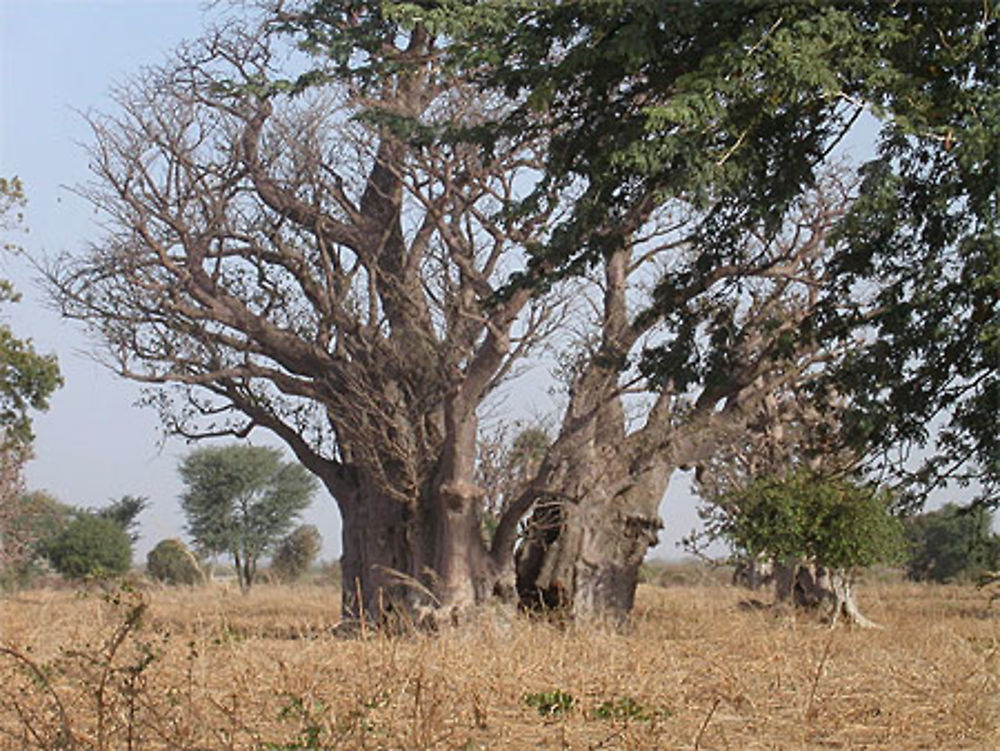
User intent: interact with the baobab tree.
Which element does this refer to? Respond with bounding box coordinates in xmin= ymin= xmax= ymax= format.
xmin=511 ymin=175 xmax=860 ymax=619
xmin=50 ymin=20 xmax=569 ymax=620
xmin=49 ymin=7 xmax=880 ymax=622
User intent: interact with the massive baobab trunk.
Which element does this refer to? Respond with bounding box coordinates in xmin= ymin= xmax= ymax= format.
xmin=516 ymin=461 xmax=667 ymax=619
xmin=48 ymin=19 xmax=563 ymax=623
xmin=336 ymin=480 xmax=496 ymax=621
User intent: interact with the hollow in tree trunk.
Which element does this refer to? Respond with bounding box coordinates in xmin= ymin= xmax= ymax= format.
xmin=516 ymin=460 xmax=667 ymax=622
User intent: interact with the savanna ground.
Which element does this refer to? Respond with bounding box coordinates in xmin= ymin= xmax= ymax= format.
xmin=1 ymin=566 xmax=998 ymax=751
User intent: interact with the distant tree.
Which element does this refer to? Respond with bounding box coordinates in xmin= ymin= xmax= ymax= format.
xmin=717 ymin=470 xmax=905 ymax=627
xmin=43 ymin=512 xmax=133 ymax=580
xmin=94 ymin=495 xmax=148 ymax=543
xmin=271 ymin=524 xmax=323 ymax=583
xmin=179 ymin=445 xmax=317 ymax=593
xmin=904 ymin=504 xmax=1000 ymax=584
xmin=477 ymin=424 xmax=551 ymax=540
xmin=146 ymin=538 xmax=205 ymax=586
xmin=0 ymin=490 xmax=73 ymax=589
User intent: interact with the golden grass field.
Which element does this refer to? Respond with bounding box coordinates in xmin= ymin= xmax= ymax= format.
xmin=1 ymin=575 xmax=998 ymax=750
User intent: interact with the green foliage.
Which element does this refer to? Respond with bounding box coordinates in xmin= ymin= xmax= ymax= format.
xmin=43 ymin=512 xmax=133 ymax=580
xmin=904 ymin=504 xmax=1000 ymax=584
xmin=0 ymin=176 xmax=27 ymax=245
xmin=524 ymin=689 xmax=576 ymax=717
xmin=824 ymin=3 xmax=1000 ymax=507
xmin=271 ymin=524 xmax=323 ymax=583
xmin=0 ymin=176 xmax=62 ymax=451
xmin=593 ymin=696 xmax=670 ymax=723
xmin=721 ymin=470 xmax=905 ymax=571
xmin=423 ymin=3 xmax=878 ymax=277
xmin=179 ymin=444 xmax=317 ymax=592
xmin=146 ymin=538 xmax=204 ymax=586
xmin=94 ymin=495 xmax=148 ymax=543
xmin=424 ymin=2 xmax=1000 ymax=504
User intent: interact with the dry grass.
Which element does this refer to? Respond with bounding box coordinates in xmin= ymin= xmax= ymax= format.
xmin=1 ymin=578 xmax=998 ymax=750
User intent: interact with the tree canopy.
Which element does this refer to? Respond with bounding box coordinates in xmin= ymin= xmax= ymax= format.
xmin=905 ymin=503 xmax=1000 ymax=584
xmin=43 ymin=512 xmax=133 ymax=580
xmin=94 ymin=495 xmax=148 ymax=544
xmin=411 ymin=0 xmax=1000 ymax=506
xmin=717 ymin=469 xmax=905 ymax=572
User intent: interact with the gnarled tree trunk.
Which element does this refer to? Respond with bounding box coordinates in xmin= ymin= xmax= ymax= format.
xmin=515 ymin=421 xmax=670 ymax=621
xmin=516 ymin=481 xmax=664 ymax=620
xmin=337 ymin=487 xmax=500 ymax=623
xmin=774 ymin=562 xmax=880 ymax=628
xmin=732 ymin=555 xmax=775 ymax=590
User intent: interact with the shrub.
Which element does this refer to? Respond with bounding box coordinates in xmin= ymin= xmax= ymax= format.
xmin=722 ymin=469 xmax=906 ymax=570
xmin=271 ymin=524 xmax=322 ymax=583
xmin=44 ymin=513 xmax=132 ymax=579
xmin=147 ymin=538 xmax=204 ymax=585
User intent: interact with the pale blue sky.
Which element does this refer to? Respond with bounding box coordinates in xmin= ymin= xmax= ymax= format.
xmin=0 ymin=0 xmax=355 ymax=560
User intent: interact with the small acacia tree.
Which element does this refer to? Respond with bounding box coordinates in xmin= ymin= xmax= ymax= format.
xmin=179 ymin=444 xmax=317 ymax=593
xmin=271 ymin=524 xmax=322 ymax=583
xmin=715 ymin=469 xmax=904 ymax=627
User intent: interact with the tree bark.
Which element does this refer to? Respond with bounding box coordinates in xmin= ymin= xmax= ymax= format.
xmin=516 ymin=456 xmax=667 ymax=622
xmin=732 ymin=556 xmax=775 ymax=590
xmin=774 ymin=562 xmax=880 ymax=628
xmin=335 ymin=468 xmax=498 ymax=624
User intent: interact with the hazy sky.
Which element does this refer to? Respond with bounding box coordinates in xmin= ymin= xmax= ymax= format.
xmin=0 ymin=0 xmax=351 ymax=559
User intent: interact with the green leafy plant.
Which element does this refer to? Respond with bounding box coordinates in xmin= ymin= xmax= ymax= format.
xmin=524 ymin=689 xmax=576 ymax=717
xmin=720 ymin=469 xmax=906 ymax=571
xmin=592 ymin=696 xmax=671 ymax=723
